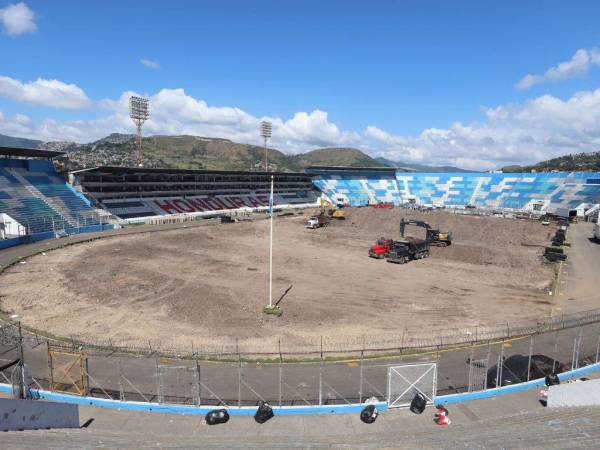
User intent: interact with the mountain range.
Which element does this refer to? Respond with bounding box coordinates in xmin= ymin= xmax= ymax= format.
xmin=4 ymin=132 xmax=598 ymax=173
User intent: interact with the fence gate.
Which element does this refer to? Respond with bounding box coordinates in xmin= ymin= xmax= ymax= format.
xmin=157 ymin=363 xmax=199 ymax=405
xmin=468 ymin=357 xmax=488 ymax=392
xmin=387 ymin=363 xmax=437 ymax=408
xmin=47 ymin=344 xmax=86 ymax=395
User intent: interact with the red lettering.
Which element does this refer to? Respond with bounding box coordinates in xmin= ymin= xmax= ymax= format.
xmin=154 ymin=200 xmax=184 ymax=214
xmin=186 ymin=198 xmax=208 ymax=212
xmin=211 ymin=198 xmax=230 ymax=210
xmin=245 ymin=196 xmax=262 ymax=207
xmin=172 ymin=199 xmax=195 ymax=213
xmin=228 ymin=196 xmax=246 ymax=208
xmin=202 ymin=198 xmax=222 ymax=210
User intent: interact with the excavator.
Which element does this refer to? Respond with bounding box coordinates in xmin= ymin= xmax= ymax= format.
xmin=400 ymin=218 xmax=452 ymax=247
xmin=320 ymin=198 xmax=346 ymax=220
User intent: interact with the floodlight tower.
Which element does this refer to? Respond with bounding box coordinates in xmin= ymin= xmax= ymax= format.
xmin=129 ymin=96 xmax=150 ymax=167
xmin=260 ymin=121 xmax=272 ymax=172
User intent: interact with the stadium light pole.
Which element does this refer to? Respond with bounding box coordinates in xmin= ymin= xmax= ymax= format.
xmin=129 ymin=96 xmax=150 ymax=167
xmin=268 ymin=175 xmax=274 ymax=309
xmin=261 ymin=121 xmax=272 ymax=172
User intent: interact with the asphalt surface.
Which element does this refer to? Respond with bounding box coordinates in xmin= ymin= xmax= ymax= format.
xmin=1 ymin=220 xmax=599 ymax=406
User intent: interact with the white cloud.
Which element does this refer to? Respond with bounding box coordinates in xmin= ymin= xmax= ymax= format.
xmin=0 ymin=2 xmax=36 ymax=36
xmin=517 ymin=48 xmax=600 ymax=90
xmin=140 ymin=58 xmax=160 ymax=70
xmin=4 ymin=85 xmax=600 ymax=170
xmin=0 ymin=75 xmax=91 ymax=109
xmin=365 ymin=88 xmax=600 ymax=170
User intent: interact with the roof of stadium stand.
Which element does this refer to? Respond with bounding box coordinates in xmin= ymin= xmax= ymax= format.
xmin=0 ymin=146 xmax=65 ymax=158
xmin=71 ymin=166 xmax=315 ymax=177
xmin=304 ymin=165 xmax=397 ymax=173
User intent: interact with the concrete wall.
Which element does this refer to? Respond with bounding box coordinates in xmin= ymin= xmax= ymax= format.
xmin=0 ymin=397 xmax=79 ymax=431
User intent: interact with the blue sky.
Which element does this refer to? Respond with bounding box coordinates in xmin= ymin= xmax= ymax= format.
xmin=1 ymin=1 xmax=600 ymax=169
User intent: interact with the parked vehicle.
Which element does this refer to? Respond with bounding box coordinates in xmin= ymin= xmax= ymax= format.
xmin=486 ymin=354 xmax=567 ymax=388
xmin=368 ymin=238 xmax=394 ymax=259
xmin=306 ymin=212 xmax=330 ymax=229
xmin=386 ymin=238 xmax=430 ymax=264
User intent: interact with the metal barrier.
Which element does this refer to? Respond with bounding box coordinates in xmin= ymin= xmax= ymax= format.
xmin=1 ymin=312 xmax=600 ymax=409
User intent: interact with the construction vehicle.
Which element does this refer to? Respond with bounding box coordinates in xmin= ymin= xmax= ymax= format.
xmin=306 ymin=212 xmax=330 ymax=229
xmin=320 ymin=198 xmax=346 ymax=220
xmin=400 ymin=218 xmax=452 ymax=247
xmin=372 ymin=202 xmax=394 ymax=209
xmin=386 ymin=238 xmax=430 ymax=264
xmin=368 ymin=238 xmax=394 ymax=258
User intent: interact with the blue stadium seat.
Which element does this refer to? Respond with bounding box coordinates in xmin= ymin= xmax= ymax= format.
xmin=0 ymin=160 xmax=99 ymax=234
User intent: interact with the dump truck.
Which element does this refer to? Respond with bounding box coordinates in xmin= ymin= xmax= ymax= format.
xmin=400 ymin=218 xmax=452 ymax=246
xmin=306 ymin=212 xmax=330 ymax=229
xmin=386 ymin=238 xmax=430 ymax=264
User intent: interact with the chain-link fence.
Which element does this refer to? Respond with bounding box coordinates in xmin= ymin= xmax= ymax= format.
xmin=1 ymin=311 xmax=600 ymax=408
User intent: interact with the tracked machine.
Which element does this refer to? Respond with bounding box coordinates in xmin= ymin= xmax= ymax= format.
xmin=400 ymin=218 xmax=452 ymax=247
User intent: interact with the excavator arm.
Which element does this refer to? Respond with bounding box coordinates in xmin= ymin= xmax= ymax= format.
xmin=400 ymin=218 xmax=432 ymax=237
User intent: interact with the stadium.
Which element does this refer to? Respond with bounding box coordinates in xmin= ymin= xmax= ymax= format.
xmin=2 ymin=147 xmax=600 ymax=349
xmin=2 ymin=143 xmax=600 ymax=447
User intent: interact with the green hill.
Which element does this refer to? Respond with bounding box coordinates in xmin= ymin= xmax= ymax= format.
xmin=0 ymin=133 xmax=43 ymax=148
xmin=43 ymin=134 xmax=384 ymax=172
xmin=503 ymin=152 xmax=600 ymax=173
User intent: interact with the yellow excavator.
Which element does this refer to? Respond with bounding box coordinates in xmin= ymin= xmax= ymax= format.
xmin=320 ymin=198 xmax=346 ymax=220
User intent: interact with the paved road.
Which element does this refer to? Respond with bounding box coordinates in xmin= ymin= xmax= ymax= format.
xmin=1 ymin=220 xmax=599 ymax=406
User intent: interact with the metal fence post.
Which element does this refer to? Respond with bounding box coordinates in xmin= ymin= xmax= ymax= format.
xmin=527 ymin=335 xmax=534 ymax=382
xmin=237 ymin=341 xmax=242 ymax=408
xmin=496 ymin=339 xmax=504 ymax=387
xmin=278 ymin=338 xmax=282 ymax=408
xmin=155 ymin=357 xmax=163 ymax=404
xmin=195 ymin=360 xmax=201 ymax=406
xmin=118 ymin=357 xmax=125 ymax=401
xmin=595 ymin=330 xmax=600 ymax=364
xmin=319 ymin=336 xmax=323 ymax=406
xmin=553 ymin=330 xmax=560 ymax=373
xmin=359 ymin=344 xmax=364 ymax=404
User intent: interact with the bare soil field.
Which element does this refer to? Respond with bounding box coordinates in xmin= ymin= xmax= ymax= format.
xmin=0 ymin=208 xmax=559 ymax=352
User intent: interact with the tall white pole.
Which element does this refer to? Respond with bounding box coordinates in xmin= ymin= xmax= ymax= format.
xmin=269 ymin=175 xmax=274 ymax=308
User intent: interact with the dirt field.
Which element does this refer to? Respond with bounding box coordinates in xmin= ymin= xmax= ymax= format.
xmin=0 ymin=209 xmax=559 ymax=351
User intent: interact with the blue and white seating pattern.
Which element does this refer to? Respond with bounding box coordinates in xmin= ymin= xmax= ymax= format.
xmin=0 ymin=159 xmax=99 ymax=234
xmin=312 ymin=170 xmax=600 ymax=210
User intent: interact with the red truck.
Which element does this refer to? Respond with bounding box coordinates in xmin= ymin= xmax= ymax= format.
xmin=372 ymin=202 xmax=394 ymax=209
xmin=368 ymin=238 xmax=394 ymax=258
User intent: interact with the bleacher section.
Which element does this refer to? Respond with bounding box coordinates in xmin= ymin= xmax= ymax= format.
xmin=74 ymin=167 xmax=319 ymax=220
xmin=308 ymin=167 xmax=600 ymax=211
xmin=0 ymin=158 xmax=100 ymax=235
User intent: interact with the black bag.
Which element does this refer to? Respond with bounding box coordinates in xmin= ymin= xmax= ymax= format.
xmin=360 ymin=404 xmax=378 ymax=424
xmin=410 ymin=392 xmax=427 ymax=414
xmin=205 ymin=409 xmax=230 ymax=425
xmin=254 ymin=401 xmax=274 ymax=424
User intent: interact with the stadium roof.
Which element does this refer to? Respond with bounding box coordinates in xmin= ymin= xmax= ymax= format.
xmin=304 ymin=165 xmax=397 ymax=173
xmin=0 ymin=146 xmax=65 ymax=159
xmin=71 ymin=166 xmax=314 ymax=177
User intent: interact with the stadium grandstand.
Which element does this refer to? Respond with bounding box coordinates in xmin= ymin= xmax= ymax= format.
xmin=307 ymin=167 xmax=600 ymax=213
xmin=72 ymin=166 xmax=319 ymax=220
xmin=0 ymin=147 xmax=108 ymax=247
